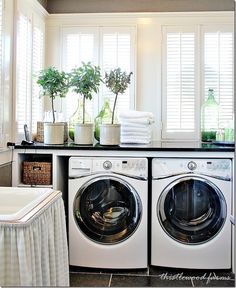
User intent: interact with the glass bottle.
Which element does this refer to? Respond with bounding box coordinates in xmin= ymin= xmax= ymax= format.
xmin=224 ymin=118 xmax=234 ymax=142
xmin=68 ymin=98 xmax=91 ymax=141
xmin=201 ymin=88 xmax=219 ymax=142
xmin=94 ymin=99 xmax=113 ymax=141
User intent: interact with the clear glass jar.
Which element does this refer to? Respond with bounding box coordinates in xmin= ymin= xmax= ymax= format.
xmin=68 ymin=98 xmax=91 ymax=141
xmin=224 ymin=119 xmax=234 ymax=142
xmin=201 ymin=88 xmax=219 ymax=142
xmin=94 ymin=99 xmax=113 ymax=141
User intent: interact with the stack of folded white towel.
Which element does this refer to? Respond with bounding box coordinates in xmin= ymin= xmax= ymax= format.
xmin=119 ymin=110 xmax=155 ymax=144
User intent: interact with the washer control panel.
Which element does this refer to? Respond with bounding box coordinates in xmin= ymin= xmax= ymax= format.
xmin=152 ymin=158 xmax=231 ymax=180
xmin=69 ymin=157 xmax=148 ymax=178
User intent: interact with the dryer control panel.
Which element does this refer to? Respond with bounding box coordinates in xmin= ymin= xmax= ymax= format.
xmin=152 ymin=158 xmax=231 ymax=180
xmin=69 ymin=157 xmax=148 ymax=179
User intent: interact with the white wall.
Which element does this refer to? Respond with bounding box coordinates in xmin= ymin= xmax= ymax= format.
xmin=46 ymin=12 xmax=233 ymax=141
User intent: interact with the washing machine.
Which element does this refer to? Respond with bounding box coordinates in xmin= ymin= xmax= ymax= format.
xmin=68 ymin=157 xmax=148 ymax=269
xmin=151 ymin=158 xmax=233 ymax=269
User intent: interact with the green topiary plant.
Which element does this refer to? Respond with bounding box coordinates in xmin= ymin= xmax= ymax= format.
xmin=69 ymin=62 xmax=102 ymax=124
xmin=37 ymin=66 xmax=69 ymax=123
xmin=104 ymin=68 xmax=133 ymax=124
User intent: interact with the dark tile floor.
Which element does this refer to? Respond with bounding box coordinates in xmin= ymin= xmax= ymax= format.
xmin=70 ymin=266 xmax=235 ymax=287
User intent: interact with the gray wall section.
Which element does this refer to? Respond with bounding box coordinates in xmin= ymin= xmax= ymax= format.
xmin=0 ymin=163 xmax=12 ymax=187
xmin=46 ymin=0 xmax=234 ymax=13
xmin=37 ymin=0 xmax=47 ymax=9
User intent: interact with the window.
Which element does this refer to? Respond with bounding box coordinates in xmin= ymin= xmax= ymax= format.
xmin=62 ymin=26 xmax=135 ymax=121
xmin=0 ymin=0 xmax=3 ymax=147
xmin=14 ymin=3 xmax=45 ymax=142
xmin=162 ymin=24 xmax=233 ymax=140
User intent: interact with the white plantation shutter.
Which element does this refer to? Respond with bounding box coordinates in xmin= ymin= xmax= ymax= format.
xmin=162 ymin=27 xmax=197 ymax=139
xmin=15 ymin=13 xmax=32 ymax=136
xmin=101 ymin=27 xmax=135 ymax=117
xmin=62 ymin=26 xmax=135 ymax=122
xmin=162 ymin=24 xmax=233 ymax=140
xmin=0 ymin=0 xmax=3 ymax=146
xmin=62 ymin=28 xmax=98 ymax=121
xmin=32 ymin=26 xmax=44 ymax=132
xmin=15 ymin=10 xmax=45 ymax=141
xmin=203 ymin=27 xmax=233 ymax=129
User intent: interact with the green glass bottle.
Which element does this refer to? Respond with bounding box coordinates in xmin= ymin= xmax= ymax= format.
xmin=94 ymin=99 xmax=113 ymax=141
xmin=68 ymin=99 xmax=91 ymax=141
xmin=201 ymin=88 xmax=219 ymax=142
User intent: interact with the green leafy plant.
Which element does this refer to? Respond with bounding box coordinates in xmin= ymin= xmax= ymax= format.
xmin=37 ymin=66 xmax=69 ymax=123
xmin=70 ymin=62 xmax=102 ymax=124
xmin=104 ymin=68 xmax=132 ymax=124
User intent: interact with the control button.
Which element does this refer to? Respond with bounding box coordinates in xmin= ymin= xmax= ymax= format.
xmin=103 ymin=160 xmax=112 ymax=170
xmin=187 ymin=161 xmax=197 ymax=171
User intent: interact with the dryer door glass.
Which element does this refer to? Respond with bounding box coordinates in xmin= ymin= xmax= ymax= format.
xmin=158 ymin=176 xmax=227 ymax=244
xmin=73 ymin=176 xmax=142 ymax=244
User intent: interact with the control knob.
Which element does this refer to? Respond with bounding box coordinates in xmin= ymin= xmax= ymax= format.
xmin=187 ymin=161 xmax=197 ymax=171
xmin=103 ymin=160 xmax=112 ymax=170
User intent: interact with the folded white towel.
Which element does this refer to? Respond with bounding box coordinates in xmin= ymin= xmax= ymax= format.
xmin=119 ymin=110 xmax=154 ymax=120
xmin=120 ymin=122 xmax=150 ymax=129
xmin=120 ymin=117 xmax=154 ymax=125
xmin=121 ymin=131 xmax=151 ymax=137
xmin=120 ymin=135 xmax=151 ymax=144
xmin=121 ymin=134 xmax=151 ymax=140
xmin=121 ymin=126 xmax=151 ymax=134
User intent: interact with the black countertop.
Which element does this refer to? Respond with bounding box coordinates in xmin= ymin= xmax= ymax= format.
xmin=14 ymin=141 xmax=235 ymax=152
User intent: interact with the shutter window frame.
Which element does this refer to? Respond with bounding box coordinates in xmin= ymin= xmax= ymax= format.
xmin=201 ymin=24 xmax=234 ymax=130
xmin=161 ymin=23 xmax=233 ymax=141
xmin=162 ymin=25 xmax=199 ymax=140
xmin=61 ymin=25 xmax=136 ymax=121
xmin=14 ymin=6 xmax=45 ymax=142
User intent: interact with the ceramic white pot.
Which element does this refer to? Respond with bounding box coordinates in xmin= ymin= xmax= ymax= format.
xmin=74 ymin=123 xmax=93 ymax=145
xmin=44 ymin=122 xmax=65 ymax=145
xmin=99 ymin=124 xmax=121 ymax=146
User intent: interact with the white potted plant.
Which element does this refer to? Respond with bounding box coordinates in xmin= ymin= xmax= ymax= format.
xmin=37 ymin=66 xmax=69 ymax=144
xmin=69 ymin=62 xmax=102 ymax=145
xmin=100 ymin=68 xmax=132 ymax=145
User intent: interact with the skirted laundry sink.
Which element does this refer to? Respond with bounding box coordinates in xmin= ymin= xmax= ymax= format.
xmin=0 ymin=187 xmax=69 ymax=286
xmin=0 ymin=187 xmax=53 ymax=221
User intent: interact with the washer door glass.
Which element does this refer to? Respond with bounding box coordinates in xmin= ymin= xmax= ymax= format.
xmin=158 ymin=176 xmax=227 ymax=244
xmin=74 ymin=176 xmax=142 ymax=244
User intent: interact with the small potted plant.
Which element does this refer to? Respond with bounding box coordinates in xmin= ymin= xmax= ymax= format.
xmin=37 ymin=66 xmax=69 ymax=144
xmin=69 ymin=62 xmax=102 ymax=145
xmin=100 ymin=68 xmax=132 ymax=145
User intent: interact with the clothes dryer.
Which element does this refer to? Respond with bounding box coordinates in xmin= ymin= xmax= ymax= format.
xmin=151 ymin=158 xmax=233 ymax=269
xmin=69 ymin=157 xmax=148 ymax=269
